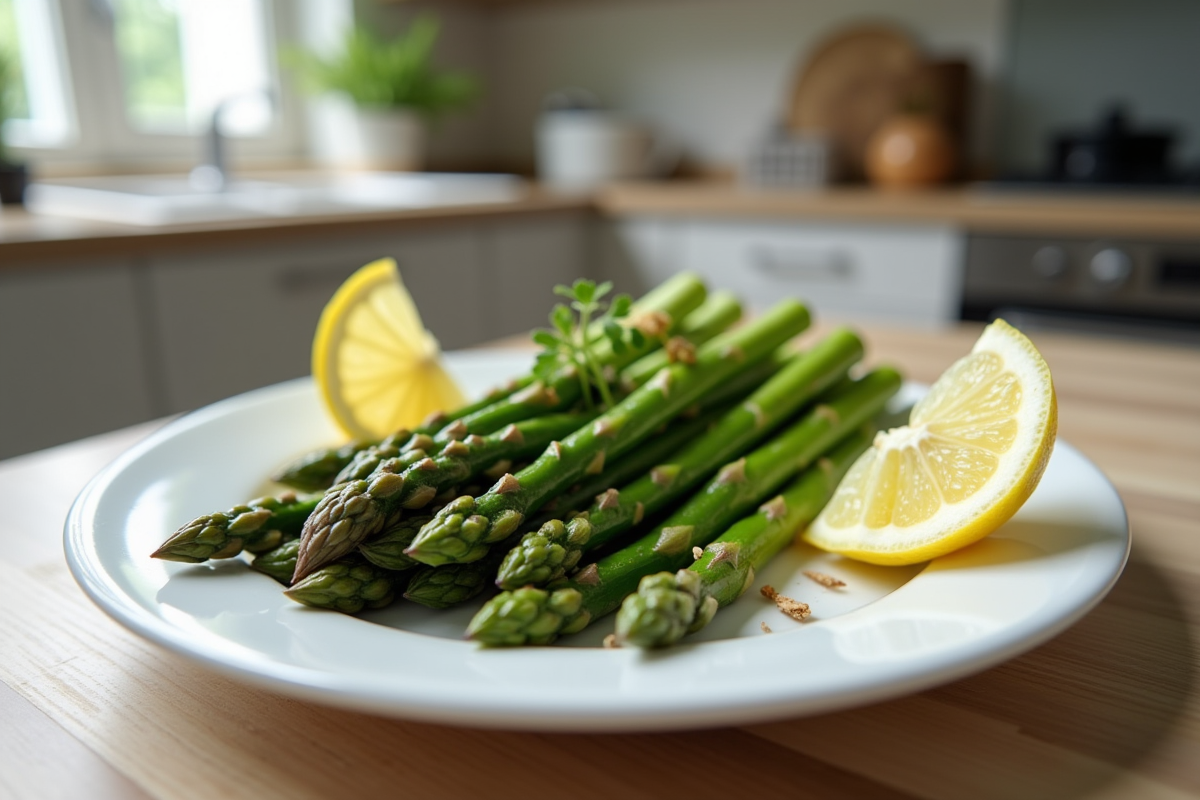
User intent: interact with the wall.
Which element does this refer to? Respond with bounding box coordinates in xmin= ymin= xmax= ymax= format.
xmin=486 ymin=0 xmax=1009 ymax=174
xmin=353 ymin=0 xmax=498 ymax=171
xmin=999 ymin=0 xmax=1200 ymax=175
xmin=359 ymin=0 xmax=1008 ymax=175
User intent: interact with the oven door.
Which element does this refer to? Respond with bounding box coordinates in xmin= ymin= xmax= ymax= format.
xmin=961 ymin=234 xmax=1200 ymax=345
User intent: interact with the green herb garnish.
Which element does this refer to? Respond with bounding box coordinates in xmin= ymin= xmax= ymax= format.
xmin=532 ymin=280 xmax=644 ymax=411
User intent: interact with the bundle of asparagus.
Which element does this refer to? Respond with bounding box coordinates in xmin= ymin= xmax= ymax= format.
xmin=466 ymin=368 xmax=901 ymax=646
xmin=150 ymin=271 xmax=903 ymax=649
xmin=288 ymin=296 xmax=811 ymax=612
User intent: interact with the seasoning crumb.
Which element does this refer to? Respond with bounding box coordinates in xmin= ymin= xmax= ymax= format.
xmin=692 ymin=546 xmax=703 ymax=560
xmin=603 ymin=634 xmax=619 ymax=649
xmin=760 ymin=621 xmax=773 ymax=634
xmin=760 ymin=584 xmax=811 ymax=621
xmin=803 ymin=570 xmax=846 ymax=588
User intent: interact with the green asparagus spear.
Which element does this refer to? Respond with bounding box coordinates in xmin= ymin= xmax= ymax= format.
xmin=151 ymin=491 xmax=320 ymax=563
xmin=403 ymin=554 xmax=503 ymax=609
xmin=250 ymin=538 xmax=301 ymax=583
xmin=617 ymin=290 xmax=742 ymax=389
xmin=432 ymin=273 xmax=707 ymax=443
xmin=254 ymin=513 xmax=433 ymax=585
xmin=465 ymin=367 xmax=901 ymax=646
xmin=284 ymin=559 xmax=405 ymax=614
xmin=333 ymin=291 xmax=740 ymax=488
xmin=271 ymin=440 xmax=374 ymax=492
xmin=401 ymin=404 xmax=744 ymax=610
xmin=615 ymin=427 xmax=873 ymax=647
xmin=274 ymin=277 xmax=709 ymax=490
xmin=291 ymin=292 xmax=748 ymax=581
xmin=328 ymin=428 xmax=435 ymax=484
xmin=358 ymin=514 xmax=434 ymax=571
xmin=406 ymin=300 xmax=813 ymax=568
xmin=400 ymin=516 xmax=591 ymax=610
xmin=494 ymin=328 xmax=864 ymax=590
xmin=532 ymin=402 xmax=732 ymax=523
xmin=292 ymin=412 xmax=592 ymax=580
xmin=271 ymin=374 xmax=537 ymax=491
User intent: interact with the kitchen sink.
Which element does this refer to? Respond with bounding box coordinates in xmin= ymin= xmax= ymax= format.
xmin=24 ymin=172 xmax=526 ymax=226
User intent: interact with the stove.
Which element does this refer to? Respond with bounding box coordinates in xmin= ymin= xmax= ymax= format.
xmin=961 ymin=233 xmax=1200 ymax=345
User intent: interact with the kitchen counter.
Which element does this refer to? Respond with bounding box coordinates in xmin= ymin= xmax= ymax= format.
xmin=596 ymin=182 xmax=1200 ymax=240
xmin=4 ymin=181 xmax=1199 ymax=265
xmin=0 ymin=187 xmax=591 ymax=263
xmin=1 ymin=322 xmax=1197 ymax=800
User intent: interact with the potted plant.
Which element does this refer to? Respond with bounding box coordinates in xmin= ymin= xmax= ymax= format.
xmin=289 ymin=16 xmax=479 ymax=171
xmin=0 ymin=48 xmax=29 ymax=205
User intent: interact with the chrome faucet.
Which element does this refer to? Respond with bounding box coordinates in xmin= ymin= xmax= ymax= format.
xmin=189 ymin=90 xmax=274 ymax=192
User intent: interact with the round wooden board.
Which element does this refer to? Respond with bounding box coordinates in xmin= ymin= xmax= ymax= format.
xmin=788 ymin=25 xmax=925 ymax=180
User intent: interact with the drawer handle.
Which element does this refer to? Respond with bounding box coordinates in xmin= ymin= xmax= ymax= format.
xmin=749 ymin=246 xmax=854 ymax=282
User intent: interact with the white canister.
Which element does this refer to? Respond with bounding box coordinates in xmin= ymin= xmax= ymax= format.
xmin=536 ymin=112 xmax=674 ymax=191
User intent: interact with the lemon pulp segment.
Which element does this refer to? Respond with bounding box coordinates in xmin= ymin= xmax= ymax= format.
xmin=312 ymin=258 xmax=465 ymax=440
xmin=805 ymin=319 xmax=1057 ymax=565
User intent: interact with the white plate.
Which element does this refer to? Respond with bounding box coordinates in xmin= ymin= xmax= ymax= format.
xmin=65 ymin=350 xmax=1130 ymax=732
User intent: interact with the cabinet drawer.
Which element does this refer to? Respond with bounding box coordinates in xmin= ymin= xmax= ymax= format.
xmin=148 ymin=230 xmax=486 ymax=413
xmin=680 ymin=221 xmax=964 ymax=325
xmin=483 ymin=214 xmax=588 ymax=337
xmin=0 ymin=262 xmax=155 ymax=458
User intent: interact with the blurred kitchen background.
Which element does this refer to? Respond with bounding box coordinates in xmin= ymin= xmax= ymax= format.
xmin=1 ymin=0 xmax=1198 ymax=459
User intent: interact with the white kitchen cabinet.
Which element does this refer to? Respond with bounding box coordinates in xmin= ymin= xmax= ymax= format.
xmin=601 ymin=217 xmax=965 ymax=327
xmin=146 ymin=228 xmax=488 ymax=414
xmin=480 ymin=213 xmax=589 ymax=338
xmin=0 ymin=213 xmax=591 ymax=457
xmin=594 ymin=217 xmax=681 ymax=295
xmin=0 ymin=260 xmax=156 ymax=459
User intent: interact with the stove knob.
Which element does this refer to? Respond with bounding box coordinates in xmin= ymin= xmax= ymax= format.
xmin=1089 ymin=248 xmax=1133 ymax=289
xmin=1031 ymin=246 xmax=1068 ymax=280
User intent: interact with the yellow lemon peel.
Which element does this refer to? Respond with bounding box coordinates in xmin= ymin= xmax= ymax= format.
xmin=312 ymin=257 xmax=465 ymax=440
xmin=805 ymin=319 xmax=1057 ymax=565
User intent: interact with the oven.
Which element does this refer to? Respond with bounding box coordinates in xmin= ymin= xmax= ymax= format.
xmin=961 ymin=234 xmax=1200 ymax=345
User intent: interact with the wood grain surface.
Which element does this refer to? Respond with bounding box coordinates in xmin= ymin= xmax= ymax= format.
xmin=6 ymin=182 xmax=1200 ymax=265
xmin=0 ymin=191 xmax=590 ymax=264
xmin=1 ymin=323 xmax=1197 ymax=800
xmin=598 ymin=182 xmax=1200 ymax=240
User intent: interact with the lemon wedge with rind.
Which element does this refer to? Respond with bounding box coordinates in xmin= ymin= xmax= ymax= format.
xmin=313 ymin=257 xmax=466 ymax=441
xmin=804 ymin=319 xmax=1057 ymax=565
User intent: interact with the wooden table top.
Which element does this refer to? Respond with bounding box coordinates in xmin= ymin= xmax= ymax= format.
xmin=1 ymin=323 xmax=1197 ymax=800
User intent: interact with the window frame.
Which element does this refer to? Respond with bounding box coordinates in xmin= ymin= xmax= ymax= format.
xmin=7 ymin=0 xmax=307 ymax=171
xmin=1 ymin=0 xmax=76 ymax=150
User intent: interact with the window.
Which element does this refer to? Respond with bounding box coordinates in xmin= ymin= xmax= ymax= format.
xmin=112 ymin=0 xmax=274 ymax=136
xmin=0 ymin=0 xmax=74 ymax=148
xmin=2 ymin=0 xmax=304 ymax=166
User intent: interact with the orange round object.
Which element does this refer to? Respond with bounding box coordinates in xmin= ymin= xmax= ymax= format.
xmin=865 ymin=114 xmax=956 ymax=187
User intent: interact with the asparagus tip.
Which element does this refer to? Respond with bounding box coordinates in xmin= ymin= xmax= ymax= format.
xmin=149 ymin=547 xmax=203 ymax=563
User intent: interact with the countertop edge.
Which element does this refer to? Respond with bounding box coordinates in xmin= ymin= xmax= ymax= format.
xmin=4 ymin=181 xmax=1200 ymax=264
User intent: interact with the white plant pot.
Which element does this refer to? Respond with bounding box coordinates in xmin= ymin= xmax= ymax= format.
xmin=307 ymin=97 xmax=428 ymax=171
xmin=353 ymin=108 xmax=427 ymax=171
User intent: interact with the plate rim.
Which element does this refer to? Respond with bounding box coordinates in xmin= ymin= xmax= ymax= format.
xmin=63 ymin=353 xmax=1131 ymax=732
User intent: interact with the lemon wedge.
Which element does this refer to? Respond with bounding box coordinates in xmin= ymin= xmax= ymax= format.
xmin=312 ymin=257 xmax=465 ymax=440
xmin=805 ymin=319 xmax=1057 ymax=565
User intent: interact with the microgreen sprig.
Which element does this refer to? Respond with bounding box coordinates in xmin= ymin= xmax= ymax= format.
xmin=532 ymin=280 xmax=644 ymax=411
